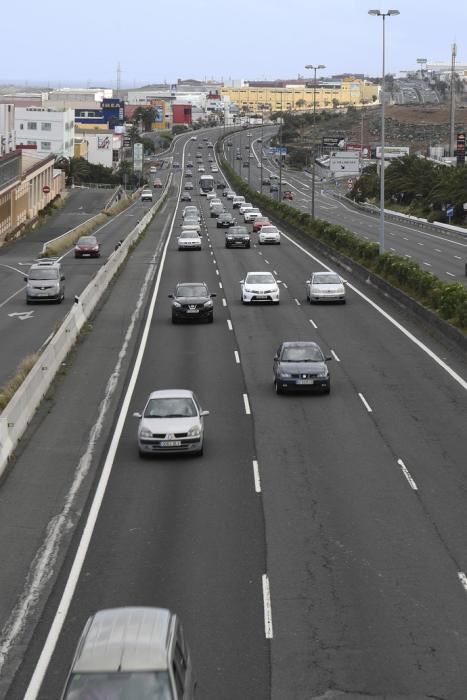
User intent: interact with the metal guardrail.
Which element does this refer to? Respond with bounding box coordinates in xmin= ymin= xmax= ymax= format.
xmin=0 ymin=174 xmax=173 ymax=477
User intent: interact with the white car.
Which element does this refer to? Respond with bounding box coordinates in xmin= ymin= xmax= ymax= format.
xmin=306 ymin=271 xmax=346 ymax=304
xmin=232 ymin=196 xmax=246 ymax=208
xmin=178 ymin=229 xmax=202 ymax=250
xmin=240 ymin=271 xmax=280 ymax=304
xmin=258 ymin=225 xmax=281 ymax=245
xmin=226 ymin=190 xmax=236 ymax=200
xmin=150 ymin=166 xmax=157 ymax=173
xmin=238 ymin=202 xmax=253 ymax=215
xmin=209 ymin=198 xmax=222 ymax=209
xmin=141 ymin=189 xmax=153 ymax=202
xmin=191 ymin=135 xmax=197 ymax=140
xmin=211 ymin=166 xmax=219 ymax=172
xmin=182 ymin=206 xmax=199 ymax=219
xmin=134 ymin=389 xmax=208 ymax=456
xmin=206 ymin=192 xmax=217 ymax=201
xmin=244 ymin=208 xmax=261 ymax=223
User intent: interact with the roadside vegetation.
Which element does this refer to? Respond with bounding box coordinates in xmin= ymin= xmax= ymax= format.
xmin=220 ymin=157 xmax=467 ymax=333
xmin=0 ymin=354 xmax=39 ymax=411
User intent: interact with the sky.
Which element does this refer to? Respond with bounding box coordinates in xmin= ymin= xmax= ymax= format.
xmin=2 ymin=0 xmax=466 ymax=88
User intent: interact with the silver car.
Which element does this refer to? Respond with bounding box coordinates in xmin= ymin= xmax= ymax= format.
xmin=177 ymin=229 xmax=202 ymax=250
xmin=306 ymin=271 xmax=346 ymax=304
xmin=24 ymin=259 xmax=65 ymax=303
xmin=61 ymin=607 xmax=195 ymax=699
xmin=134 ymin=389 xmax=209 ymax=456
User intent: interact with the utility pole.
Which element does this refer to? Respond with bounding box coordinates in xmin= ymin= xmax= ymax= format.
xmin=449 ymin=43 xmax=457 ymax=158
xmin=305 ymin=64 xmax=325 ymax=220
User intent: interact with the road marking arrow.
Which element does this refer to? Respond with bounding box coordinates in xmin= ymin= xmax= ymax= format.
xmin=8 ymin=311 xmax=35 ymax=320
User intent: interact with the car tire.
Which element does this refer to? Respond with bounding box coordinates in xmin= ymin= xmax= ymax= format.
xmin=172 ymin=315 xmax=178 ymax=324
xmin=138 ymin=449 xmax=148 ymax=459
xmin=341 ymin=299 xmax=346 ymax=304
xmin=273 ymin=301 xmax=280 ymax=305
xmin=195 ymin=446 xmax=204 ymax=457
xmin=246 ymin=243 xmax=250 ymax=248
xmin=323 ymin=384 xmax=331 ymax=394
xmin=274 ymin=379 xmax=283 ymax=395
xmin=208 ymin=314 xmax=213 ymax=323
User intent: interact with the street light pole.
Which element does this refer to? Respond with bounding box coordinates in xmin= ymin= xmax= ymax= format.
xmin=260 ymin=108 xmax=264 ymax=194
xmin=247 ymin=131 xmax=252 ymax=187
xmin=369 ymin=9 xmax=400 ymax=253
xmin=305 ymin=64 xmax=325 ymax=220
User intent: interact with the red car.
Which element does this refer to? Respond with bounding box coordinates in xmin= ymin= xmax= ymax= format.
xmin=153 ymin=178 xmax=163 ymax=188
xmin=253 ymin=217 xmax=271 ymax=233
xmin=74 ymin=235 xmax=100 ymax=258
xmin=283 ymin=190 xmax=294 ymax=200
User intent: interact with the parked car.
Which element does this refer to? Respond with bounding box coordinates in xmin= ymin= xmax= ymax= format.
xmin=74 ymin=235 xmax=100 ymax=258
xmin=306 ymin=271 xmax=346 ymax=304
xmin=135 ymin=389 xmax=209 ymax=456
xmin=225 ymin=226 xmax=250 ymax=248
xmin=217 ymin=212 xmax=235 ymax=228
xmin=262 ymin=177 xmax=271 ymax=185
xmin=169 ymin=282 xmax=216 ymax=323
xmin=240 ymin=271 xmax=280 ymax=304
xmin=273 ymin=341 xmax=331 ymax=394
xmin=60 ymin=607 xmax=196 ymax=698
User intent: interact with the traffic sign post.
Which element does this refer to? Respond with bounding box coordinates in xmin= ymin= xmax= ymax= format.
xmin=446 ymin=204 xmax=454 ymax=223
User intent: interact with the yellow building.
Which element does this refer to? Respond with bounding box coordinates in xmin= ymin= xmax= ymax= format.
xmin=221 ymin=78 xmax=379 ymax=113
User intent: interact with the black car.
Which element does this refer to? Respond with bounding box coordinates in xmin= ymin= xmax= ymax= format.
xmin=216 ymin=181 xmax=227 ymax=189
xmin=273 ymin=341 xmax=332 ymax=394
xmin=169 ymin=282 xmax=216 ymax=323
xmin=243 ymin=162 xmax=249 ymax=168
xmin=225 ymin=226 xmax=250 ymax=249
xmin=217 ymin=212 xmax=235 ymax=228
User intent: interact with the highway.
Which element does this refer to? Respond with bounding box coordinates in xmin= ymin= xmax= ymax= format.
xmin=1 ymin=129 xmax=466 ymax=700
xmin=224 ymin=128 xmax=467 ymax=286
xmin=0 ymin=175 xmax=168 ymax=387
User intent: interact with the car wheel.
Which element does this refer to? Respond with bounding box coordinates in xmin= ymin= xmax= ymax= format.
xmin=341 ymin=299 xmax=346 ymax=304
xmin=323 ymin=384 xmax=331 ymax=395
xmin=208 ymin=314 xmax=213 ymax=323
xmin=273 ymin=300 xmax=280 ymax=305
xmin=195 ymin=445 xmax=204 ymax=457
xmin=274 ymin=379 xmax=283 ymax=395
xmin=138 ymin=449 xmax=148 ymax=459
xmin=172 ymin=315 xmax=178 ymax=324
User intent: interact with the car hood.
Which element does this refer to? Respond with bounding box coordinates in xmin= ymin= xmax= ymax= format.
xmin=244 ymin=282 xmax=278 ymax=291
xmin=277 ymin=361 xmax=328 ymax=375
xmin=140 ymin=416 xmax=200 ymax=434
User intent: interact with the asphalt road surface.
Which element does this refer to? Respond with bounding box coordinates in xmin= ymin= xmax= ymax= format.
xmin=1 ymin=129 xmax=466 ymax=700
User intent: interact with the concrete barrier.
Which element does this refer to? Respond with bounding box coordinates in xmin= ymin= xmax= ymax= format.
xmin=0 ymin=175 xmax=172 ymax=478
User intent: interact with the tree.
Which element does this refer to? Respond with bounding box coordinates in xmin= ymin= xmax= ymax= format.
xmin=332 ymin=98 xmax=339 ymax=109
xmin=132 ymin=106 xmax=155 ymax=132
xmin=296 ymin=98 xmax=306 ymax=110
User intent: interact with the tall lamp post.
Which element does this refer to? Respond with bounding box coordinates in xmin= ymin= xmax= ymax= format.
xmin=305 ymin=64 xmax=325 ymax=220
xmin=368 ymin=9 xmax=400 ymax=253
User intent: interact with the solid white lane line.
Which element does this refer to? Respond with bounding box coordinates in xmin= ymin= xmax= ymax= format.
xmin=458 ymin=572 xmax=467 ymax=593
xmin=227 ymin=319 xmax=233 ymax=330
xmin=446 ymin=272 xmax=455 ymax=277
xmin=403 ymin=237 xmax=409 ymax=241
xmin=390 ymin=248 xmax=396 ymax=252
xmin=262 ymin=574 xmax=274 ymax=639
xmin=309 ymin=318 xmax=318 ymax=329
xmin=243 ymin=393 xmax=251 ymax=414
xmin=330 ymin=349 xmax=340 ymax=362
xmin=234 ymin=350 xmax=240 ymax=364
xmin=252 ymin=460 xmax=261 ymax=493
xmin=294 ymin=298 xmax=301 ymax=306
xmin=397 ymin=458 xmax=418 ymax=490
xmin=358 ymin=393 xmax=373 ymax=412
xmin=0 ymin=286 xmax=27 ymax=309
xmin=222 ymin=298 xmax=227 ymax=307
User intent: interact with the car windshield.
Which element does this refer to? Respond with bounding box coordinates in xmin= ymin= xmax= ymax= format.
xmin=64 ymin=671 xmax=172 ymax=699
xmin=176 ymin=285 xmax=208 ymax=297
xmin=28 ymin=269 xmax=59 ymax=280
xmin=313 ymin=274 xmax=341 ymax=284
xmin=246 ymin=274 xmax=275 ymax=285
xmin=179 ymin=231 xmax=199 ymax=238
xmin=230 ymin=227 xmax=248 ymax=234
xmin=77 ymin=237 xmax=96 ymax=245
xmin=144 ymin=397 xmax=197 ymax=418
xmin=281 ymin=346 xmax=323 ymax=362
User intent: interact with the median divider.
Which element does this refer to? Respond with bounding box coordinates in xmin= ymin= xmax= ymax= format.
xmin=0 ymin=175 xmax=173 ymax=479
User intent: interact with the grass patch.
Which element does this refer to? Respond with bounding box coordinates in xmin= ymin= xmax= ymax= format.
xmin=0 ymin=353 xmax=39 ymax=411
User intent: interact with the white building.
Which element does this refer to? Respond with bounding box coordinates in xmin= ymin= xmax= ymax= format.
xmin=15 ymin=107 xmax=74 ymax=158
xmin=75 ymin=128 xmax=122 ymax=168
xmin=0 ymin=104 xmax=16 ymax=156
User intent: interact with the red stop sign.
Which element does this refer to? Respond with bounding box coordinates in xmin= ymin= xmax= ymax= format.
xmin=43 ymin=185 xmax=50 ymax=194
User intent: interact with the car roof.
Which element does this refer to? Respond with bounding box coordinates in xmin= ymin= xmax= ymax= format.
xmin=72 ymin=607 xmax=173 ymax=673
xmin=148 ymin=389 xmax=196 ymax=400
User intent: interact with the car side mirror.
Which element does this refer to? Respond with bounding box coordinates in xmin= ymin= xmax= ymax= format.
xmin=200 ymin=410 xmax=210 ymax=417
xmin=61 ymin=275 xmax=65 ymax=281
xmin=210 ymin=293 xmax=217 ymax=297
xmin=24 ymin=276 xmax=28 ymax=282
xmin=168 ymin=293 xmax=174 ymax=298
xmin=325 ymin=356 xmax=333 ymax=362
xmin=133 ymin=412 xmax=142 ymax=418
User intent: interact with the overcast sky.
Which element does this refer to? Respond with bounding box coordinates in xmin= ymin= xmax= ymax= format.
xmin=2 ymin=0 xmax=466 ymax=88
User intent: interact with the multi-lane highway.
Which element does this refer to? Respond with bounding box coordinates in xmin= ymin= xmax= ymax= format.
xmin=1 ymin=129 xmax=467 ymax=700
xmin=224 ymin=128 xmax=467 ymax=286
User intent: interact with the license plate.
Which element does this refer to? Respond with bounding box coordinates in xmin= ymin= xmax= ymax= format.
xmin=160 ymin=440 xmax=181 ymax=447
xmin=255 ymin=295 xmax=267 ymax=299
xmin=297 ymin=379 xmax=314 ymax=385
xmin=186 ymin=309 xmax=199 ymax=313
